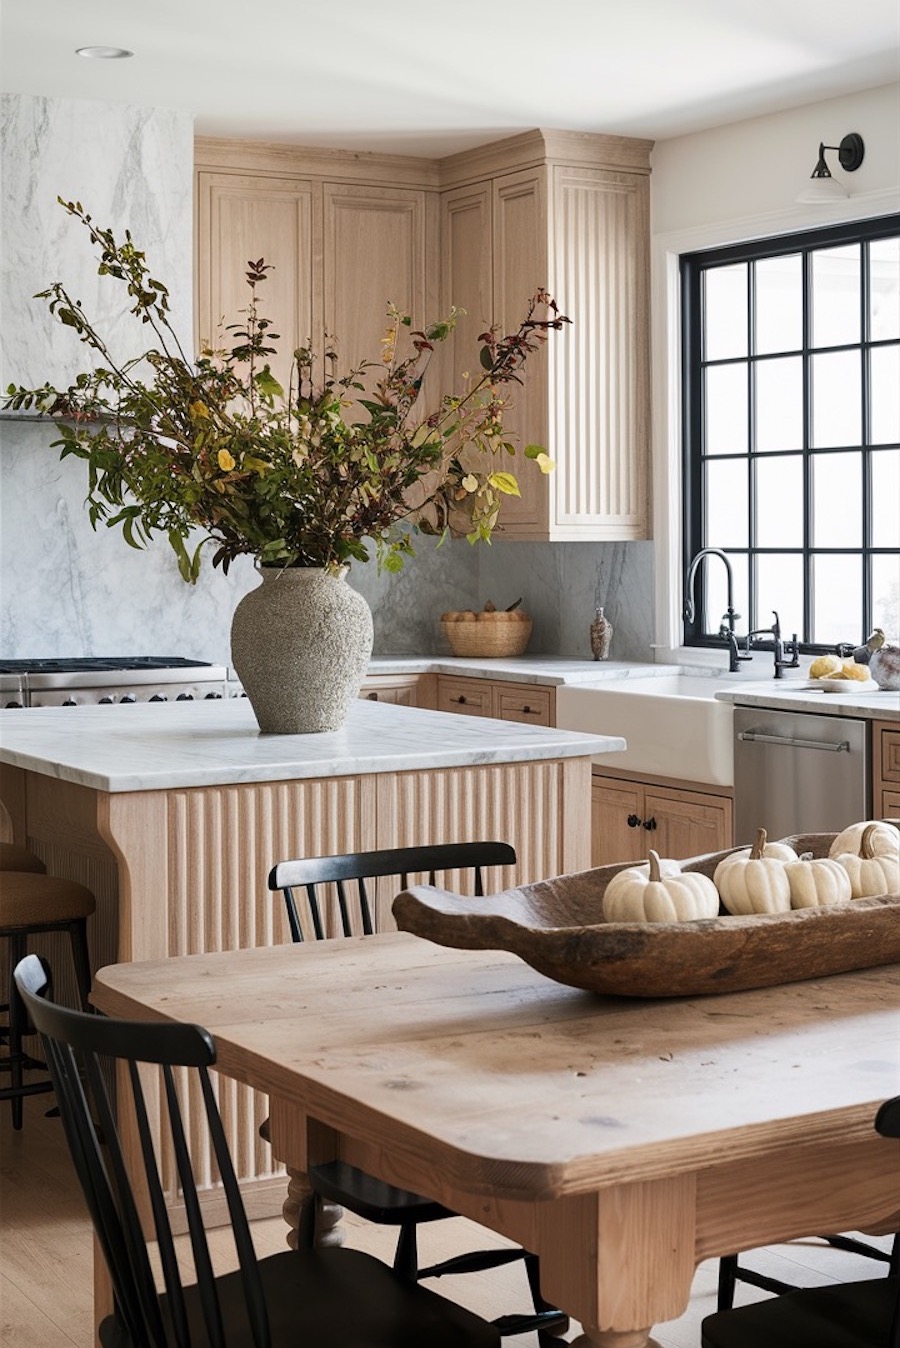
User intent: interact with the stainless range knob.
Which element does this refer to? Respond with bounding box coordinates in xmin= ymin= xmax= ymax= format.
xmin=120 ymin=694 xmax=137 ymax=704
xmin=176 ymin=692 xmax=194 ymax=701
xmin=204 ymin=691 xmax=223 ymax=699
xmin=98 ymin=695 xmax=115 ymax=705
xmin=149 ymin=694 xmax=168 ymax=702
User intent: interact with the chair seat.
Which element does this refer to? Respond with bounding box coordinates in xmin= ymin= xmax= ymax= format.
xmin=0 ymin=843 xmax=46 ymax=874
xmin=99 ymin=1247 xmax=500 ymax=1348
xmin=702 ymin=1273 xmax=898 ymax=1348
xmin=0 ymin=872 xmax=96 ymax=928
xmin=309 ymin=1159 xmax=454 ymax=1224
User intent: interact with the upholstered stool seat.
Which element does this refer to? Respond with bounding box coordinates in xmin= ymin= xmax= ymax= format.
xmin=0 ymin=863 xmax=95 ymax=1128
xmin=0 ymin=841 xmax=47 ymax=874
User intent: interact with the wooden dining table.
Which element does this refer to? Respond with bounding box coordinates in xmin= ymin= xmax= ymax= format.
xmin=92 ymin=933 xmax=900 ymax=1348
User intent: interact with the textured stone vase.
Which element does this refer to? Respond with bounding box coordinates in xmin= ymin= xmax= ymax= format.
xmin=231 ymin=567 xmax=374 ymax=734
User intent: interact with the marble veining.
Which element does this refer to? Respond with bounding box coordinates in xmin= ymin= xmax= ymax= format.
xmin=0 ymin=699 xmax=624 ymax=793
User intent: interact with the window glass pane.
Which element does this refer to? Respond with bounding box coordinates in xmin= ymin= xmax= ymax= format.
xmin=704 ymin=264 xmax=747 ymax=361
xmin=811 ymin=350 xmax=861 ymax=448
xmin=870 ymin=236 xmax=900 ymax=340
xmin=706 ymin=460 xmax=749 ymax=549
xmin=811 ymin=244 xmax=860 ymax=348
xmin=872 ymin=449 xmax=900 ymax=548
xmin=704 ymin=364 xmax=747 ymax=454
xmin=872 ymin=554 xmax=900 ymax=638
xmin=812 ymin=451 xmax=861 ymax=548
xmin=756 ymin=554 xmax=803 ymax=638
xmin=755 ymin=356 xmax=803 ymax=452
xmin=756 ymin=455 xmax=803 ymax=548
xmin=755 ymin=254 xmax=802 ymax=354
xmin=812 ymin=554 xmax=861 ymax=645
xmin=870 ymin=344 xmax=900 ymax=445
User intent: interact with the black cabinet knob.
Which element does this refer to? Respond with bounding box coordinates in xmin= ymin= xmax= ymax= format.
xmin=642 ymin=817 xmax=657 ymax=830
xmin=627 ymin=813 xmax=641 ymax=828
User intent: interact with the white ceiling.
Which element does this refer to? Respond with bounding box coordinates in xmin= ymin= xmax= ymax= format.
xmin=1 ymin=0 xmax=898 ymax=157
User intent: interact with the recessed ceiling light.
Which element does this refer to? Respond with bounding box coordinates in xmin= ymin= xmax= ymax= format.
xmin=76 ymin=46 xmax=134 ymax=60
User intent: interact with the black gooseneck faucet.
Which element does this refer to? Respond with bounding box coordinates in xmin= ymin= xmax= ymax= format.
xmin=683 ymin=548 xmax=751 ymax=673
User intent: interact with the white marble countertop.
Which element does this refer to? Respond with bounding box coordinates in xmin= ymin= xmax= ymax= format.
xmin=0 ymin=697 xmax=624 ymax=793
xmin=366 ymin=656 xmax=686 ymax=685
xmin=716 ymin=681 xmax=900 ymax=721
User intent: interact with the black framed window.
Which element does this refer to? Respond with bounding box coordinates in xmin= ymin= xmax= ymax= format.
xmin=681 ymin=214 xmax=900 ymax=653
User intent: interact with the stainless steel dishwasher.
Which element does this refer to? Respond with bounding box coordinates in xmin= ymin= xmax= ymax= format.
xmin=733 ymin=705 xmax=870 ymax=843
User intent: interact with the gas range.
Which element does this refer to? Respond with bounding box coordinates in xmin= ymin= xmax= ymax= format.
xmin=0 ymin=657 xmax=231 ymax=708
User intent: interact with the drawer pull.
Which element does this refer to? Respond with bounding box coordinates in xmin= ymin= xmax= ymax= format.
xmin=642 ymin=817 xmax=657 ymax=831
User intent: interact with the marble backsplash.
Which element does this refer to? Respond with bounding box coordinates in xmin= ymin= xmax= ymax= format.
xmin=0 ymin=410 xmax=654 ymax=666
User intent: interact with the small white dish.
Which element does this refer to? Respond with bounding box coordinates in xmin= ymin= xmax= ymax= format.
xmin=817 ymin=677 xmax=879 ymax=693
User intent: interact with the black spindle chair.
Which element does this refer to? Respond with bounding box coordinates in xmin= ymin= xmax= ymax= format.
xmin=267 ymin=841 xmax=568 ymax=1342
xmin=704 ymin=1095 xmax=900 ymax=1347
xmin=13 ymin=952 xmax=501 ymax=1348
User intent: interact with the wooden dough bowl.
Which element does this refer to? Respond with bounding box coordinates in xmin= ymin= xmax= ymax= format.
xmin=392 ymin=830 xmax=900 ymax=998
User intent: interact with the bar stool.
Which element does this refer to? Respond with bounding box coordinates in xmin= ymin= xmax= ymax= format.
xmin=0 ymin=844 xmax=95 ymax=1129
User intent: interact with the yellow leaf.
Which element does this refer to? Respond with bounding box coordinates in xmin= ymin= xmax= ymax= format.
xmin=536 ymin=452 xmax=556 ymax=475
xmin=487 ymin=471 xmax=520 ymax=497
xmin=461 ymin=473 xmax=479 ymax=493
xmin=217 ymin=448 xmax=235 ymax=472
xmin=244 ymin=455 xmax=271 ymax=475
xmin=190 ymin=400 xmax=210 ymax=420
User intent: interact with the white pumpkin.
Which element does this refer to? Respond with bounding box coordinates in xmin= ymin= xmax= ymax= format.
xmin=602 ymin=850 xmax=720 ymax=924
xmin=833 ymin=824 xmax=900 ymax=899
xmin=784 ymin=853 xmax=852 ymax=909
xmin=828 ymin=819 xmax=899 ymax=862
xmin=714 ymin=828 xmax=792 ymax=915
xmin=715 ymin=827 xmax=799 ymax=871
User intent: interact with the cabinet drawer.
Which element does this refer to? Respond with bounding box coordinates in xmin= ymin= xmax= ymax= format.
xmin=491 ymin=683 xmax=553 ymax=726
xmin=436 ymin=677 xmax=492 ymax=718
xmin=879 ymin=725 xmax=900 ymax=785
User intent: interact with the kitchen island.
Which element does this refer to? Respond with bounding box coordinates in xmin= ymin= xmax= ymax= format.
xmin=0 ymin=696 xmax=620 ymax=1220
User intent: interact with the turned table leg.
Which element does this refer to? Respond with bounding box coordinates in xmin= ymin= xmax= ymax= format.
xmin=281 ymin=1163 xmax=345 ymax=1250
xmin=570 ymin=1330 xmax=663 ymax=1348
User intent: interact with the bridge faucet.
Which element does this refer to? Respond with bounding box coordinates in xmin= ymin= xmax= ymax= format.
xmin=683 ymin=548 xmax=750 ymax=673
xmin=745 ymin=610 xmax=800 ymax=679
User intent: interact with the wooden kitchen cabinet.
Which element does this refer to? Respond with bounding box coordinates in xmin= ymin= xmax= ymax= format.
xmin=591 ymin=771 xmax=733 ymax=867
xmin=435 ymin=674 xmax=554 ymax=726
xmin=360 ymin=674 xmax=436 ymax=709
xmin=874 ymin=720 xmax=900 ymax=819
xmin=439 ymin=132 xmax=653 ymax=541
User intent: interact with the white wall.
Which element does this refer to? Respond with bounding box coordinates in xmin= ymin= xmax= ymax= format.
xmin=649 ymin=82 xmax=900 ymax=656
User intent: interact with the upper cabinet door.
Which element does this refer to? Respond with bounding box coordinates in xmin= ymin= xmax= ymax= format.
xmin=548 ymin=165 xmax=649 ymax=539
xmin=196 ymin=173 xmax=320 ymax=394
xmin=322 ymin=184 xmax=427 ymax=384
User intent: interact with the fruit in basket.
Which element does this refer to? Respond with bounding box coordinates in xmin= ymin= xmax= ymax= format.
xmin=832 ymin=824 xmax=900 ymax=898
xmin=783 ymin=854 xmax=852 ymax=908
xmin=602 ymin=850 xmax=720 ymax=924
xmin=713 ymin=828 xmax=793 ymax=914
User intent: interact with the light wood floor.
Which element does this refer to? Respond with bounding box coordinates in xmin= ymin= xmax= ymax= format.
xmin=2 ymin=1088 xmax=893 ymax=1347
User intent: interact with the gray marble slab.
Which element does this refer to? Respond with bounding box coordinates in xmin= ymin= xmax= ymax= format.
xmin=0 ymin=699 xmax=624 ymax=793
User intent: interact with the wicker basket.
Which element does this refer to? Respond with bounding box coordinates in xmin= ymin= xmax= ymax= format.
xmin=441 ymin=616 xmax=533 ymax=658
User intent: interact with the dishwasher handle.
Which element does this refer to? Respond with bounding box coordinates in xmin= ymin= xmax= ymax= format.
xmin=737 ymin=729 xmax=851 ymax=753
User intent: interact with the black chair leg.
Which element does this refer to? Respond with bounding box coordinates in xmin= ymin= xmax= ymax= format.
xmin=67 ymin=918 xmax=93 ymax=1013
xmin=717 ymin=1255 xmax=738 ymax=1312
xmin=8 ymin=933 xmax=26 ymax=1130
xmin=393 ymin=1221 xmax=419 ymax=1281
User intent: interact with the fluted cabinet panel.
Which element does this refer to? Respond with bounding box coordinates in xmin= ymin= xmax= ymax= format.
xmin=549 ymin=166 xmax=649 ymax=537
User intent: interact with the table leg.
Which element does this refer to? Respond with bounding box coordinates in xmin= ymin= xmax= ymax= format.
xmin=281 ymin=1163 xmax=344 ymax=1251
xmin=570 ymin=1330 xmax=662 ymax=1348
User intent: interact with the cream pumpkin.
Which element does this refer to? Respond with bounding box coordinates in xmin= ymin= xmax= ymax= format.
xmin=602 ymin=850 xmax=720 ymax=924
xmin=833 ymin=824 xmax=900 ymax=899
xmin=828 ymin=819 xmax=899 ymax=862
xmin=784 ymin=853 xmax=852 ymax=909
xmin=714 ymin=828 xmax=792 ymax=915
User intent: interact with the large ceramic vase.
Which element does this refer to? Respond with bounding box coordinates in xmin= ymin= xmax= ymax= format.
xmin=231 ymin=566 xmax=374 ymax=734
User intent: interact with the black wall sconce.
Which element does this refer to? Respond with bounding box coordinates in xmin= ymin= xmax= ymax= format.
xmin=797 ymin=133 xmax=865 ymax=203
